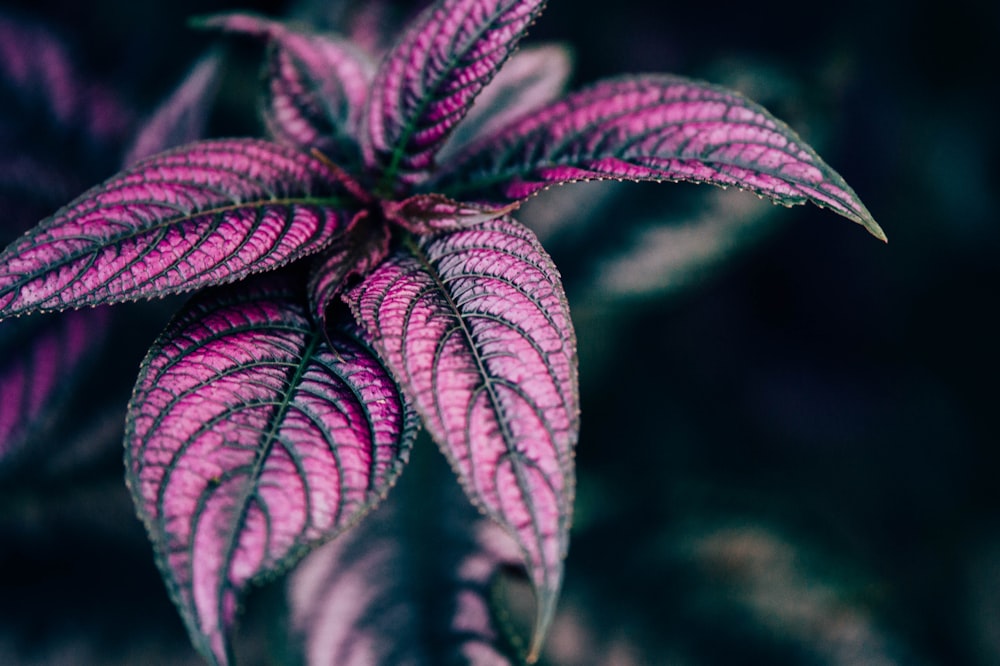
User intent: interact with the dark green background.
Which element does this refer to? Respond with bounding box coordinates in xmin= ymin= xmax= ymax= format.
xmin=1 ymin=0 xmax=996 ymax=663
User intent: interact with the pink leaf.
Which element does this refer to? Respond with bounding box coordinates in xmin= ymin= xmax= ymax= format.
xmin=201 ymin=13 xmax=374 ymax=161
xmin=438 ymin=43 xmax=573 ymax=162
xmin=347 ymin=217 xmax=578 ymax=662
xmin=363 ymin=0 xmax=548 ymax=187
xmin=0 ymin=139 xmax=358 ymax=319
xmin=123 ymin=52 xmax=222 ymax=165
xmin=288 ymin=445 xmax=523 ymax=665
xmin=383 ymin=193 xmax=520 ymax=234
xmin=125 ymin=273 xmax=416 ymax=665
xmin=431 ymin=75 xmax=885 ymax=240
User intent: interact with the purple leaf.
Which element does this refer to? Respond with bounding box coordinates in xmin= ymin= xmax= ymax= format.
xmin=307 ymin=212 xmax=390 ymax=330
xmin=201 ymin=13 xmax=374 ymax=161
xmin=438 ymin=43 xmax=573 ymax=162
xmin=288 ymin=444 xmax=523 ymax=665
xmin=0 ymin=139 xmax=358 ymax=319
xmin=383 ymin=194 xmax=520 ymax=234
xmin=0 ymin=12 xmax=134 ymax=148
xmin=347 ymin=217 xmax=578 ymax=662
xmin=123 ymin=52 xmax=222 ymax=166
xmin=363 ymin=0 xmax=548 ymax=187
xmin=0 ymin=308 xmax=108 ymax=462
xmin=431 ymin=75 xmax=886 ymax=240
xmin=125 ymin=273 xmax=416 ymax=665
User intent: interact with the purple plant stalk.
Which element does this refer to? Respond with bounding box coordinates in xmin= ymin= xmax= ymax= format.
xmin=0 ymin=2 xmax=884 ymax=664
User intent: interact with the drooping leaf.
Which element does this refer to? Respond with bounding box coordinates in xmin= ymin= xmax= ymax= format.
xmin=288 ymin=441 xmax=523 ymax=665
xmin=125 ymin=273 xmax=416 ymax=666
xmin=307 ymin=211 xmax=390 ymax=330
xmin=431 ymin=75 xmax=886 ymax=240
xmin=201 ymin=12 xmax=374 ymax=162
xmin=0 ymin=308 xmax=108 ymax=462
xmin=0 ymin=139 xmax=358 ymax=320
xmin=382 ymin=194 xmax=520 ymax=234
xmin=347 ymin=217 xmax=578 ymax=662
xmin=438 ymin=43 xmax=573 ymax=162
xmin=363 ymin=0 xmax=549 ymax=188
xmin=124 ymin=52 xmax=222 ymax=166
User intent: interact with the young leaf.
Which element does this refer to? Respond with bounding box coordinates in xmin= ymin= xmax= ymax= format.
xmin=288 ymin=442 xmax=523 ymax=665
xmin=383 ymin=194 xmax=520 ymax=234
xmin=431 ymin=75 xmax=886 ymax=240
xmin=363 ymin=0 xmax=549 ymax=187
xmin=438 ymin=43 xmax=573 ymax=162
xmin=200 ymin=13 xmax=373 ymax=162
xmin=123 ymin=52 xmax=222 ymax=166
xmin=0 ymin=139 xmax=358 ymax=320
xmin=125 ymin=273 xmax=416 ymax=666
xmin=347 ymin=217 xmax=578 ymax=662
xmin=0 ymin=308 xmax=108 ymax=462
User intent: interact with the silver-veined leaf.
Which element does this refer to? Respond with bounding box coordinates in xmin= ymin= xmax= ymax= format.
xmin=0 ymin=139 xmax=358 ymax=320
xmin=346 ymin=217 xmax=578 ymax=662
xmin=430 ymin=74 xmax=885 ymax=240
xmin=125 ymin=273 xmax=417 ymax=665
xmin=363 ymin=0 xmax=548 ymax=188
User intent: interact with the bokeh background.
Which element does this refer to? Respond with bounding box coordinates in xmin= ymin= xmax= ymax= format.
xmin=1 ymin=0 xmax=996 ymax=663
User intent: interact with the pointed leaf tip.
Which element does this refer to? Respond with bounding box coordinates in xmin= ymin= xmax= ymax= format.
xmin=364 ymin=0 xmax=549 ymax=185
xmin=432 ymin=74 xmax=881 ymax=238
xmin=347 ymin=218 xmax=578 ymax=661
xmin=125 ymin=274 xmax=416 ymax=664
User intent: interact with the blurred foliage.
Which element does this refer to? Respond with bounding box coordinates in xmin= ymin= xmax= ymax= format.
xmin=0 ymin=0 xmax=996 ymax=663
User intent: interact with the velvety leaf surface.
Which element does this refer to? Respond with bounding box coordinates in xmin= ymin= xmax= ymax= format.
xmin=288 ymin=443 xmax=522 ymax=665
xmin=0 ymin=308 xmax=108 ymax=461
xmin=0 ymin=139 xmax=357 ymax=319
xmin=347 ymin=217 xmax=578 ymax=661
xmin=363 ymin=0 xmax=548 ymax=187
xmin=431 ymin=75 xmax=885 ymax=240
xmin=438 ymin=43 xmax=572 ymax=162
xmin=203 ymin=13 xmax=373 ymax=162
xmin=125 ymin=274 xmax=416 ymax=665
xmin=123 ymin=52 xmax=222 ymax=166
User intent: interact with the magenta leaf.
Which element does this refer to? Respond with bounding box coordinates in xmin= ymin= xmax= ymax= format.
xmin=201 ymin=12 xmax=373 ymax=161
xmin=123 ymin=52 xmax=222 ymax=166
xmin=125 ymin=273 xmax=416 ymax=665
xmin=307 ymin=211 xmax=390 ymax=330
xmin=347 ymin=217 xmax=578 ymax=662
xmin=363 ymin=0 xmax=548 ymax=188
xmin=0 ymin=308 xmax=108 ymax=462
xmin=431 ymin=75 xmax=886 ymax=240
xmin=0 ymin=139 xmax=359 ymax=319
xmin=438 ymin=43 xmax=573 ymax=162
xmin=383 ymin=194 xmax=520 ymax=234
xmin=288 ymin=444 xmax=524 ymax=665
